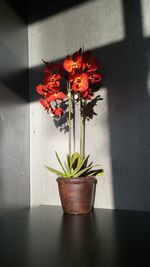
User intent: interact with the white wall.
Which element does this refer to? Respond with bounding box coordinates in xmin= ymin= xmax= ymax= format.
xmin=29 ymin=0 xmax=150 ymax=210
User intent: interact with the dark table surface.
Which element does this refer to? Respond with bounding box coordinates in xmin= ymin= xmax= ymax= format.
xmin=0 ymin=205 xmax=150 ymax=267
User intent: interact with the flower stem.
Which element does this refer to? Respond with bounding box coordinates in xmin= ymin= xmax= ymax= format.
xmin=68 ymin=82 xmax=72 ymax=159
xmin=72 ymin=94 xmax=76 ymax=153
xmin=80 ymin=99 xmax=85 ymax=160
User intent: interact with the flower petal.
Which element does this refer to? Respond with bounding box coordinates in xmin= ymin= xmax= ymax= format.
xmin=47 ymin=82 xmax=60 ymax=91
xmin=36 ymin=84 xmax=48 ymax=95
xmin=71 ymin=73 xmax=89 ymax=92
xmin=52 ymin=107 xmax=64 ymax=117
xmin=40 ymin=98 xmax=50 ymax=110
xmin=46 ymin=94 xmax=56 ymax=102
xmin=80 ymin=88 xmax=94 ymax=99
xmin=89 ymin=73 xmax=102 ymax=83
xmin=63 ymin=56 xmax=73 ymax=72
xmin=56 ymin=92 xmax=66 ymax=100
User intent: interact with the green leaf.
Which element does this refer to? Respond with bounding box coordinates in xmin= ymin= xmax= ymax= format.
xmin=71 ymin=154 xmax=90 ymax=176
xmin=55 ymin=151 xmax=68 ymax=175
xmin=87 ymin=161 xmax=93 ymax=167
xmin=82 ymin=154 xmax=90 ymax=168
xmin=70 ymin=152 xmax=81 ymax=170
xmin=86 ymin=169 xmax=104 ymax=176
xmin=67 ymin=154 xmax=70 ymax=169
xmin=45 ymin=165 xmax=66 ymax=177
xmin=65 ymin=154 xmax=71 ymax=174
xmin=96 ymin=169 xmax=104 ymax=176
xmin=73 ymin=166 xmax=93 ymax=177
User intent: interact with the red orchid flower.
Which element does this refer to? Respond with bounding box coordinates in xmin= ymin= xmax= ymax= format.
xmin=88 ymin=72 xmax=102 ymax=84
xmin=63 ymin=48 xmax=83 ymax=73
xmin=51 ymin=107 xmax=64 ymax=117
xmin=36 ymin=84 xmax=49 ymax=96
xmin=83 ymin=51 xmax=99 ymax=72
xmin=46 ymin=91 xmax=66 ymax=102
xmin=80 ymin=88 xmax=94 ymax=100
xmin=44 ymin=67 xmax=61 ymax=88
xmin=43 ymin=60 xmax=64 ymax=74
xmin=70 ymin=73 xmax=89 ymax=92
xmin=40 ymin=98 xmax=51 ymax=110
xmin=47 ymin=81 xmax=61 ymax=92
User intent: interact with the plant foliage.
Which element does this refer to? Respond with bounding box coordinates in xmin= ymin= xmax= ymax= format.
xmin=45 ymin=152 xmax=104 ymax=178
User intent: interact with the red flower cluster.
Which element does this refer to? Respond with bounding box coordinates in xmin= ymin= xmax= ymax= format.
xmin=36 ymin=64 xmax=66 ymax=117
xmin=36 ymin=48 xmax=102 ymax=117
xmin=63 ymin=48 xmax=102 ymax=99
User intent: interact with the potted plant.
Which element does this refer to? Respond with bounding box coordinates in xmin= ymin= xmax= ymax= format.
xmin=36 ymin=48 xmax=104 ymax=214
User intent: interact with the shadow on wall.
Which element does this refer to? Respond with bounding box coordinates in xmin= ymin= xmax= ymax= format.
xmin=106 ymin=0 xmax=150 ymax=210
xmin=7 ymin=0 xmax=91 ymax=24
xmin=0 ymin=0 xmax=30 ymax=217
xmin=3 ymin=0 xmax=150 ymax=210
xmin=0 ymin=0 xmax=29 ymax=102
xmin=0 ymin=40 xmax=29 ymax=102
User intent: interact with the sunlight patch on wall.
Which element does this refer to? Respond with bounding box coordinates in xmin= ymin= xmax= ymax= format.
xmin=141 ymin=0 xmax=150 ymax=37
xmin=28 ymin=0 xmax=125 ymax=68
xmin=30 ymin=100 xmax=69 ymax=206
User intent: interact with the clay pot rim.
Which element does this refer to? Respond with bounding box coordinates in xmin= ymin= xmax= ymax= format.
xmin=57 ymin=176 xmax=97 ymax=184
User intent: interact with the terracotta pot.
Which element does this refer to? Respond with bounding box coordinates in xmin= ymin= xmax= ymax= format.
xmin=57 ymin=176 xmax=97 ymax=215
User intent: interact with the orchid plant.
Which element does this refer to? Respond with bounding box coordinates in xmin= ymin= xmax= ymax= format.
xmin=36 ymin=48 xmax=104 ymax=178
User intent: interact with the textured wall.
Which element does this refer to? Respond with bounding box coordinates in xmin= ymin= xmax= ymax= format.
xmin=29 ymin=0 xmax=150 ymax=210
xmin=0 ymin=1 xmax=30 ymax=217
